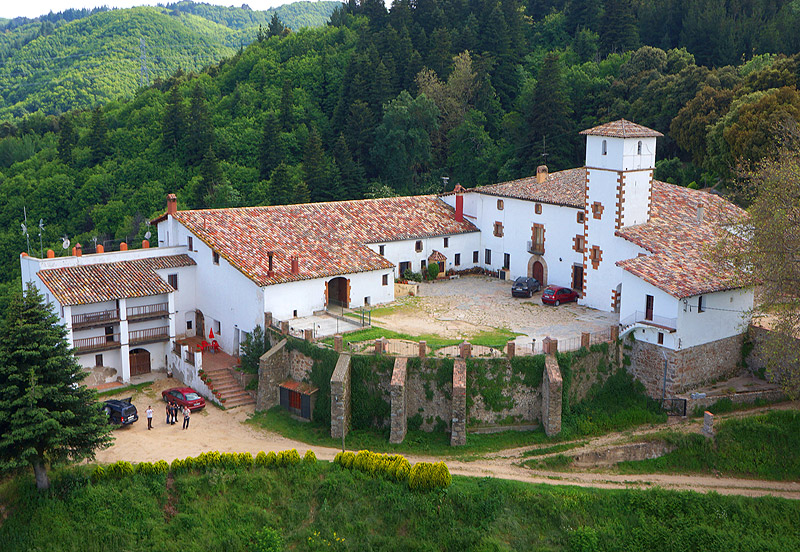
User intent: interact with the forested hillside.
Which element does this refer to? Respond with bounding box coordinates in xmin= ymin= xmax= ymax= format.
xmin=0 ymin=0 xmax=799 ymax=308
xmin=0 ymin=2 xmax=339 ymax=120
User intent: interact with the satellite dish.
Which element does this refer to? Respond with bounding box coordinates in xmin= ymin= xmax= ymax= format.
xmin=62 ymin=237 xmax=71 ymax=250
xmin=144 ymin=231 xmax=152 ymax=240
xmin=20 ymin=222 xmax=27 ymax=235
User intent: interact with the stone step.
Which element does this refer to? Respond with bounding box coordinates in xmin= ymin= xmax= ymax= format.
xmin=223 ymin=397 xmax=255 ymax=408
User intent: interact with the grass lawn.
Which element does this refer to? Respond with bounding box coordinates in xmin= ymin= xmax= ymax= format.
xmin=321 ymin=325 xmax=520 ymax=351
xmin=618 ymin=409 xmax=800 ymax=480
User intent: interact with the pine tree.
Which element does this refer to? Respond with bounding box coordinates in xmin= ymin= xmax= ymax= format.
xmin=303 ymin=126 xmax=340 ymax=203
xmin=87 ymin=106 xmax=109 ymax=166
xmin=600 ymin=0 xmax=639 ymax=54
xmin=258 ymin=112 xmax=284 ymax=181
xmin=269 ymin=162 xmax=296 ymax=205
xmin=0 ymin=284 xmax=112 ymax=490
xmin=186 ymin=83 xmax=214 ymax=166
xmin=279 ymin=80 xmax=294 ymax=132
xmin=162 ymin=84 xmax=186 ymax=153
xmin=57 ymin=114 xmax=77 ymax=165
xmin=333 ymin=134 xmax=366 ymax=199
xmin=267 ymin=13 xmax=286 ymax=38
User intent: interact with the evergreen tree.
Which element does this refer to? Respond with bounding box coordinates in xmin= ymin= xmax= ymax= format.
xmin=87 ymin=106 xmax=109 ymax=166
xmin=600 ymin=0 xmax=639 ymax=54
xmin=566 ymin=0 xmax=600 ymax=33
xmin=269 ymin=162 xmax=296 ymax=205
xmin=267 ymin=13 xmax=287 ymax=38
xmin=279 ymin=80 xmax=295 ymax=132
xmin=162 ymin=84 xmax=186 ymax=153
xmin=200 ymin=147 xmax=224 ymax=203
xmin=0 ymin=284 xmax=112 ymax=490
xmin=258 ymin=112 xmax=284 ymax=181
xmin=303 ymin=126 xmax=340 ymax=202
xmin=186 ymin=83 xmax=214 ymax=166
xmin=333 ymin=133 xmax=366 ymax=199
xmin=57 ymin=114 xmax=77 ymax=165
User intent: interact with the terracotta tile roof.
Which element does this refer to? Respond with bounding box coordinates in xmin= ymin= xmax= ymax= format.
xmin=469 ymin=167 xmax=586 ymax=208
xmin=173 ymin=196 xmax=478 ymax=286
xmin=279 ymin=379 xmax=319 ymax=395
xmin=616 ymin=182 xmax=744 ymax=298
xmin=38 ymin=255 xmax=195 ymax=306
xmin=428 ymin=250 xmax=447 ymax=262
xmin=579 ymin=119 xmax=663 ymax=138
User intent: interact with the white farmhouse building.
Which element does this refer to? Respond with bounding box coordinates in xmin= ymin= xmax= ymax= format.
xmin=19 ymin=119 xmax=752 ymax=396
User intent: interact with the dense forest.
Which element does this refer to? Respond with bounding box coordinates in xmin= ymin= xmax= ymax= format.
xmin=0 ymin=0 xmax=799 ymax=309
xmin=0 ymin=1 xmax=339 ymax=119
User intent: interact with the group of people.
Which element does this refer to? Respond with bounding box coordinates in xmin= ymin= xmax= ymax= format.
xmin=144 ymin=403 xmax=191 ymax=430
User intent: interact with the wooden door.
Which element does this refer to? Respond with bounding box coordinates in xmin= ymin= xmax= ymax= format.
xmin=645 ymin=295 xmax=654 ymax=321
xmin=129 ymin=348 xmax=151 ymax=376
xmin=532 ymin=261 xmax=544 ymax=283
xmin=572 ymin=265 xmax=584 ymax=292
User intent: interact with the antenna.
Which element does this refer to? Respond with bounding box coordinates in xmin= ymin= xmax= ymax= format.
xmin=62 ymin=235 xmax=71 ymax=256
xmin=139 ymin=38 xmax=149 ymax=88
xmin=441 ymin=176 xmax=450 ymax=192
xmin=21 ymin=207 xmax=30 ymax=255
xmin=144 ymin=230 xmax=152 ymax=240
xmin=92 ymin=236 xmax=98 ymax=250
xmin=541 ymin=135 xmax=549 ymax=163
xmin=38 ymin=219 xmax=44 ymax=258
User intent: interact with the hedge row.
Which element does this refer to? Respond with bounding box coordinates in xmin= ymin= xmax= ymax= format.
xmin=92 ymin=449 xmax=316 ymax=481
xmin=333 ymin=450 xmax=451 ymax=491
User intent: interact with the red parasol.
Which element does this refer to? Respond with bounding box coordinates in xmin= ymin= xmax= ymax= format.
xmin=209 ymin=328 xmax=215 ymax=339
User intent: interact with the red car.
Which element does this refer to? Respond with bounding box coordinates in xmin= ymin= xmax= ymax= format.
xmin=541 ymin=285 xmax=579 ymax=306
xmin=162 ymin=387 xmax=206 ymax=411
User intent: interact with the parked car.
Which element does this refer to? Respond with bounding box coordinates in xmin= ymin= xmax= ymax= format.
xmin=162 ymin=387 xmax=206 ymax=411
xmin=541 ymin=285 xmax=579 ymax=306
xmin=103 ymin=398 xmax=138 ymax=426
xmin=511 ymin=276 xmax=541 ymax=297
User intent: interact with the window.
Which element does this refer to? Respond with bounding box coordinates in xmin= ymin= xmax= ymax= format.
xmin=379 ymin=244 xmax=385 ymax=256
xmin=293 ymin=309 xmax=298 ymax=318
xmin=473 ymin=250 xmax=479 ymax=263
xmin=187 ymin=236 xmax=193 ymax=251
xmin=535 ymin=203 xmax=542 ymax=215
xmin=421 ymin=260 xmax=426 ymax=271
xmin=399 ymin=261 xmax=411 ymax=275
xmin=531 ymin=224 xmax=545 ymax=253
xmin=577 ymin=211 xmax=585 ymax=224
xmin=493 ymin=221 xmax=504 ymax=237
xmin=454 ymin=253 xmax=461 ymax=266
xmin=214 ymin=320 xmax=221 ymax=335
xmin=364 ymin=296 xmax=370 ymax=306
xmin=382 ymin=274 xmax=389 ymax=286
xmin=485 ymin=249 xmax=492 ymax=265
xmin=698 ymin=295 xmax=705 ymax=313
xmin=443 ymin=237 xmax=449 ymax=248
xmin=186 ymin=320 xmax=192 ymax=330
xmin=503 ymin=253 xmax=510 ymax=269
xmin=415 ymin=240 xmax=423 ymax=252
xmin=601 ymin=139 xmax=607 ymax=155
xmin=497 ymin=199 xmax=504 ymax=210
xmin=637 ymin=141 xmax=643 ymax=155
xmin=95 ymin=354 xmax=103 ymax=367
xmin=574 ymin=235 xmax=585 ymax=253
xmin=658 ymin=332 xmax=664 ymax=345
xmin=592 ymin=201 xmax=604 ymax=219
xmin=168 ymin=273 xmax=178 ymax=290
xmin=588 ymin=246 xmax=602 ymax=268
xmin=212 ymin=251 xmax=220 ymax=265
xmin=645 ymin=295 xmax=654 ymax=321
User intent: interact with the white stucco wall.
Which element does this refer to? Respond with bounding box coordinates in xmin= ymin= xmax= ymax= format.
xmin=619 ymin=272 xmax=680 ymax=348
xmin=366 ymin=232 xmax=481 ymax=277
xmin=676 ymin=288 xmax=754 ymax=349
xmin=585 ymin=135 xmax=657 ymax=172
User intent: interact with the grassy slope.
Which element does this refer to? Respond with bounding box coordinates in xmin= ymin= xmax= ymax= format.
xmin=1 ymin=462 xmax=799 ymax=551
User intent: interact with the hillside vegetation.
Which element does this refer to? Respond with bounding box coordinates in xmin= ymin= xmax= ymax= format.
xmin=2 ymin=459 xmax=799 ymax=551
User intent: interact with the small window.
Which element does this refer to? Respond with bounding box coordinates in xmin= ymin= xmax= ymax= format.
xmin=601 ymin=139 xmax=607 ymax=155
xmin=497 ymin=199 xmax=504 ymax=210
xmin=574 ymin=235 xmax=585 ymax=253
xmin=95 ymin=354 xmax=103 ymax=367
xmin=473 ymin=251 xmax=479 ymax=263
xmin=592 ymin=201 xmax=604 ymax=219
xmin=415 ymin=240 xmax=423 ymax=252
xmin=214 ymin=320 xmax=221 ymax=334
xmin=293 ymin=309 xmax=298 ymax=318
xmin=454 ymin=253 xmax=461 ymax=266
xmin=364 ymin=297 xmax=370 ymax=306
xmin=485 ymin=249 xmax=492 ymax=265
xmin=382 ymin=274 xmax=389 ymax=286
xmin=168 ymin=273 xmax=178 ymax=290
xmin=212 ymin=251 xmax=220 ymax=265
xmin=443 ymin=237 xmax=449 ymax=248
xmin=493 ymin=221 xmax=504 ymax=237
xmin=535 ymin=203 xmax=542 ymax=215
xmin=379 ymin=244 xmax=385 ymax=256
xmin=637 ymin=141 xmax=642 ymax=155
xmin=503 ymin=253 xmax=510 ymax=269
xmin=187 ymin=236 xmax=193 ymax=251
xmin=698 ymin=295 xmax=705 ymax=313
xmin=577 ymin=211 xmax=585 ymax=224
xmin=421 ymin=260 xmax=426 ymax=271
xmin=186 ymin=320 xmax=192 ymax=330
xmin=658 ymin=332 xmax=664 ymax=345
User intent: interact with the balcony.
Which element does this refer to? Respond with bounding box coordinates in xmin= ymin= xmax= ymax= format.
xmin=127 ymin=302 xmax=169 ymax=321
xmin=620 ymin=311 xmax=677 ymax=332
xmin=129 ymin=326 xmax=170 ymax=345
xmin=73 ymin=334 xmax=121 ymax=353
xmin=72 ymin=309 xmax=119 ymax=330
xmin=527 ymin=240 xmax=545 ymax=255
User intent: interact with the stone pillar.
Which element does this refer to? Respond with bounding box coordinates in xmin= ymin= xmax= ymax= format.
xmin=264 ymin=312 xmax=273 ymax=330
xmin=334 ymin=335 xmax=343 ymax=352
xmin=610 ymin=325 xmax=619 ymax=342
xmin=581 ymin=332 xmax=590 ymax=349
xmin=543 ymin=337 xmax=559 ymax=355
xmin=451 ymin=358 xmax=467 ymax=446
xmin=375 ymin=338 xmax=384 ymax=355
xmin=303 ymin=328 xmax=313 ymax=341
xmin=506 ymin=341 xmax=515 ymax=359
xmin=703 ymin=411 xmax=714 ymax=437
xmin=418 ymin=340 xmax=427 ymax=358
xmin=541 ymin=354 xmax=562 ymax=437
xmin=459 ymin=341 xmax=472 ymax=359
xmin=330 ymin=353 xmax=352 ymax=439
xmin=389 ymin=357 xmax=408 ymax=444
xmin=280 ymin=320 xmax=289 ymax=335
xmin=255 ymin=339 xmax=288 ymax=411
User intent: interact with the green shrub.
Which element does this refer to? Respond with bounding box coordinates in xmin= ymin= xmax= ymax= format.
xmin=265 ymin=451 xmax=277 ymax=467
xmin=303 ymin=450 xmax=317 ymax=464
xmin=253 ymin=526 xmax=284 ymax=552
xmin=427 ymin=262 xmax=440 ymax=279
xmin=91 ymin=465 xmax=105 ymax=481
xmin=153 ymin=460 xmax=169 ymax=474
xmin=408 ymin=412 xmax=423 ymax=431
xmin=255 ymin=451 xmax=268 ymax=467
xmin=238 ymin=452 xmax=254 ymax=468
xmin=277 ymin=449 xmax=301 ymax=467
xmin=568 ymin=526 xmax=599 ymax=552
xmin=408 ymin=461 xmax=451 ymax=491
xmin=170 ymin=458 xmax=184 ymax=473
xmin=134 ymin=461 xmax=154 ymax=475
xmin=105 ymin=461 xmax=134 ymax=479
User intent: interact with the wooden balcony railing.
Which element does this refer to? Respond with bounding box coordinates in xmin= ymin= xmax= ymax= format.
xmin=73 ymin=334 xmax=121 ymax=353
xmin=127 ymin=302 xmax=169 ymax=321
xmin=72 ymin=309 xmax=119 ymax=329
xmin=527 ymin=240 xmax=545 ymax=255
xmin=129 ymin=326 xmax=170 ymax=345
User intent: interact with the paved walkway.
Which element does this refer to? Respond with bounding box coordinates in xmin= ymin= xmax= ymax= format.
xmin=288 ymin=313 xmax=363 ymax=338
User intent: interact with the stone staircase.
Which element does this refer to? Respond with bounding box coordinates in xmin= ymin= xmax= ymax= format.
xmin=204 ymin=366 xmax=256 ymax=408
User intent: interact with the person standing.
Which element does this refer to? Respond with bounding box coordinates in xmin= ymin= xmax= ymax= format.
xmin=182 ymin=405 xmax=191 ymax=429
xmin=170 ymin=403 xmax=177 ymax=425
xmin=146 ymin=405 xmax=153 ymax=430
xmin=165 ymin=402 xmax=171 ymax=425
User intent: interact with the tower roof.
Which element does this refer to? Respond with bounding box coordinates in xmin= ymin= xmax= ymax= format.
xmin=579 ymin=119 xmax=663 ymax=138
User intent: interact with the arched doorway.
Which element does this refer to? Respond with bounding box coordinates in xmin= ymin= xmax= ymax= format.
xmin=527 ymin=256 xmax=548 ymax=286
xmin=129 ymin=348 xmax=151 ymax=376
xmin=195 ymin=310 xmax=205 ymax=339
xmin=326 ymin=277 xmax=350 ymax=309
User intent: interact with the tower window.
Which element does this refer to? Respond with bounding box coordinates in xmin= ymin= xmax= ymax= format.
xmin=497 ymin=199 xmax=504 ymax=210
xmin=637 ymin=141 xmax=643 ymax=155
xmin=601 ymin=140 xmax=607 ymax=156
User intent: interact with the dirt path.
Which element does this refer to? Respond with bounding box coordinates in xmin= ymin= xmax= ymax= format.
xmin=96 ymin=379 xmax=800 ymax=500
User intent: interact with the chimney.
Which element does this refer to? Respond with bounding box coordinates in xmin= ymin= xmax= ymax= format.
xmin=75 ymin=243 xmax=82 ymax=257
xmin=142 ymin=239 xmax=150 ymax=249
xmin=291 ymin=256 xmax=300 ymax=275
xmin=536 ymin=165 xmax=548 ymax=184
xmin=453 ymin=183 xmax=465 ymax=223
xmin=96 ymin=244 xmax=104 ymax=254
xmin=120 ymin=242 xmax=128 ymax=251
xmin=47 ymin=249 xmax=55 ymax=258
xmin=696 ymin=205 xmax=704 ymax=224
xmin=167 ymin=193 xmax=177 ymax=216
xmin=267 ymin=251 xmax=275 ymax=277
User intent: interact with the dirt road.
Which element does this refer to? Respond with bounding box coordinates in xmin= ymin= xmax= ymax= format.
xmin=96 ymin=378 xmax=800 ymax=500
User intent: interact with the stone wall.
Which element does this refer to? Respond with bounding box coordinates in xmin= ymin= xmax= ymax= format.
xmin=255 ymin=339 xmax=288 ymax=411
xmin=450 ymin=359 xmax=467 ymax=446
xmin=406 ymin=359 xmax=453 ymax=432
xmin=541 ymin=355 xmax=562 ymax=437
xmin=629 ymin=334 xmax=743 ymax=397
xmin=466 ymin=359 xmax=541 ymax=426
xmin=567 ymin=349 xmax=617 ymax=404
xmin=687 ymin=388 xmax=785 ymax=413
xmin=389 ymin=358 xmax=408 ymax=444
xmin=289 ymin=350 xmax=314 ymax=382
xmin=330 ymin=353 xmax=351 ymax=439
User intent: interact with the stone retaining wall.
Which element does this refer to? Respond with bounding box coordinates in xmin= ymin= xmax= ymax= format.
xmin=330 ymin=353 xmax=351 ymax=439
xmin=256 ymin=339 xmax=288 ymax=411
xmin=451 ymin=359 xmax=467 ymax=446
xmin=542 ymin=355 xmax=562 ymax=437
xmin=389 ymin=358 xmax=408 ymax=444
